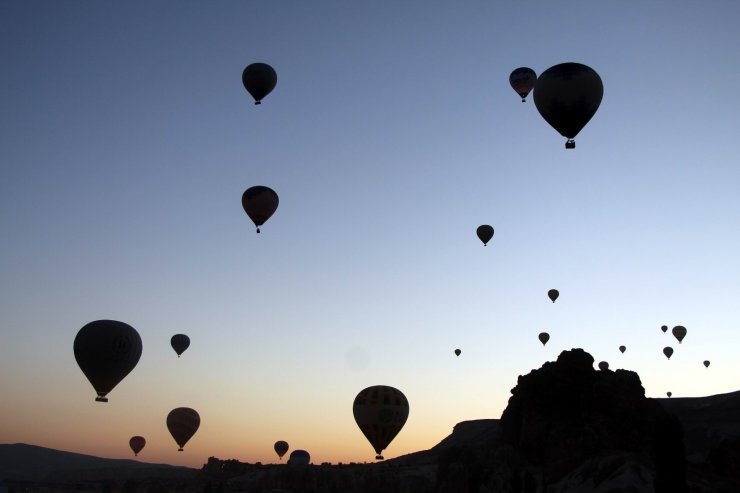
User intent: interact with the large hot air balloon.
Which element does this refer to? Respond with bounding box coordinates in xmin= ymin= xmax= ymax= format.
xmin=660 ymin=325 xmax=668 ymax=333
xmin=171 ymin=334 xmax=190 ymax=357
xmin=274 ymin=440 xmax=289 ymax=460
xmin=353 ymin=385 xmax=409 ymax=460
xmin=167 ymin=407 xmax=200 ymax=451
xmin=598 ymin=361 xmax=609 ymax=371
xmin=667 ymin=392 xmax=672 ymax=398
xmin=73 ymin=320 xmax=142 ymax=402
xmin=672 ymin=326 xmax=687 ymax=344
xmin=476 ymin=225 xmax=494 ymax=246
xmin=454 ymin=349 xmax=461 ymax=357
xmin=538 ymin=332 xmax=550 ymax=346
xmin=533 ymin=63 xmax=603 ymax=148
xmin=509 ymin=67 xmax=537 ymax=102
xmin=663 ymin=347 xmax=674 ymax=360
xmin=129 ymin=436 xmax=146 ymax=456
xmin=703 ymin=360 xmax=710 ymax=368
xmin=242 ymin=63 xmax=277 ymax=105
xmin=242 ymin=186 xmax=279 ymax=233
xmin=288 ymin=450 xmax=310 ymax=465
xmin=619 ymin=345 xmax=626 ymax=354
xmin=547 ymin=289 xmax=559 ymax=303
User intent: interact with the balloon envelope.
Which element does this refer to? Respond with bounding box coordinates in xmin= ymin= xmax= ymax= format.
xmin=538 ymin=332 xmax=550 ymax=346
xmin=672 ymin=325 xmax=687 ymax=343
xmin=288 ymin=450 xmax=310 ymax=465
xmin=598 ymin=361 xmax=609 ymax=371
xmin=509 ymin=67 xmax=537 ymax=102
xmin=274 ymin=440 xmax=289 ymax=460
xmin=170 ymin=334 xmax=190 ymax=357
xmin=167 ymin=407 xmax=200 ymax=451
xmin=703 ymin=360 xmax=710 ymax=368
xmin=667 ymin=392 xmax=672 ymax=398
xmin=619 ymin=345 xmax=626 ymax=354
xmin=533 ymin=63 xmax=603 ymax=147
xmin=353 ymin=385 xmax=409 ymax=460
xmin=242 ymin=63 xmax=277 ymax=104
xmin=661 ymin=325 xmax=668 ymax=333
xmin=242 ymin=186 xmax=279 ymax=233
xmin=547 ymin=289 xmax=559 ymax=303
xmin=663 ymin=347 xmax=674 ymax=360
xmin=476 ymin=225 xmax=494 ymax=246
xmin=129 ymin=436 xmax=146 ymax=456
xmin=73 ymin=320 xmax=142 ymax=402
xmin=454 ymin=349 xmax=461 ymax=357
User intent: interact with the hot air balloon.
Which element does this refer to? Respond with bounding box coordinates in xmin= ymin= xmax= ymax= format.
xmin=598 ymin=361 xmax=609 ymax=371
xmin=170 ymin=334 xmax=190 ymax=357
xmin=129 ymin=436 xmax=146 ymax=456
xmin=703 ymin=360 xmax=710 ymax=368
xmin=538 ymin=332 xmax=550 ymax=346
xmin=663 ymin=347 xmax=674 ymax=360
xmin=509 ymin=67 xmax=537 ymax=102
xmin=476 ymin=225 xmax=494 ymax=246
xmin=454 ymin=349 xmax=461 ymax=357
xmin=242 ymin=186 xmax=279 ymax=233
xmin=274 ymin=440 xmax=289 ymax=460
xmin=660 ymin=325 xmax=668 ymax=333
xmin=667 ymin=392 xmax=672 ymax=398
xmin=547 ymin=289 xmax=559 ymax=303
xmin=533 ymin=63 xmax=603 ymax=148
xmin=353 ymin=385 xmax=409 ymax=460
xmin=619 ymin=345 xmax=626 ymax=354
xmin=242 ymin=63 xmax=277 ymax=105
xmin=672 ymin=326 xmax=687 ymax=344
xmin=73 ymin=320 xmax=142 ymax=402
xmin=288 ymin=450 xmax=310 ymax=465
xmin=167 ymin=407 xmax=200 ymax=451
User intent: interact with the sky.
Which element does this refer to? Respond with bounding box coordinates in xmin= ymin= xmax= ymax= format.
xmin=1 ymin=0 xmax=740 ymax=469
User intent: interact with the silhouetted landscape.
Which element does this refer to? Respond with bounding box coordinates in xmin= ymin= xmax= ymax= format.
xmin=3 ymin=349 xmax=739 ymax=492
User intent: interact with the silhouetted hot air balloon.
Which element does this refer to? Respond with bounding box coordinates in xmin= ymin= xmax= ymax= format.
xmin=538 ymin=332 xmax=550 ymax=346
xmin=288 ymin=450 xmax=310 ymax=465
xmin=533 ymin=63 xmax=603 ymax=148
xmin=667 ymin=392 xmax=672 ymax=398
xmin=129 ymin=436 xmax=146 ymax=456
xmin=476 ymin=225 xmax=494 ymax=246
xmin=547 ymin=289 xmax=559 ymax=303
xmin=353 ymin=385 xmax=409 ymax=460
xmin=663 ymin=347 xmax=674 ymax=360
xmin=598 ymin=361 xmax=609 ymax=371
xmin=454 ymin=349 xmax=461 ymax=357
xmin=661 ymin=325 xmax=668 ymax=333
xmin=170 ymin=334 xmax=190 ymax=357
xmin=167 ymin=407 xmax=200 ymax=451
xmin=672 ymin=325 xmax=687 ymax=344
xmin=73 ymin=320 xmax=142 ymax=402
xmin=509 ymin=67 xmax=537 ymax=102
xmin=703 ymin=360 xmax=710 ymax=368
xmin=619 ymin=345 xmax=626 ymax=354
xmin=242 ymin=63 xmax=277 ymax=105
xmin=242 ymin=186 xmax=279 ymax=233
xmin=274 ymin=440 xmax=289 ymax=460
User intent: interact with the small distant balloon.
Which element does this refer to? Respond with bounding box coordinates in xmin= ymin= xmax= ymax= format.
xmin=538 ymin=332 xmax=550 ymax=346
xmin=274 ymin=440 xmax=289 ymax=460
xmin=454 ymin=349 xmax=461 ymax=357
xmin=660 ymin=325 xmax=668 ymax=333
xmin=242 ymin=186 xmax=279 ymax=233
xmin=598 ymin=361 xmax=609 ymax=371
xmin=703 ymin=360 xmax=710 ymax=368
xmin=619 ymin=345 xmax=626 ymax=354
xmin=667 ymin=392 xmax=672 ymax=398
xmin=242 ymin=63 xmax=277 ymax=105
xmin=167 ymin=407 xmax=200 ymax=451
xmin=129 ymin=436 xmax=146 ymax=456
xmin=672 ymin=326 xmax=687 ymax=344
xmin=476 ymin=225 xmax=494 ymax=246
xmin=509 ymin=67 xmax=537 ymax=102
xmin=663 ymin=347 xmax=674 ymax=360
xmin=547 ymin=289 xmax=559 ymax=303
xmin=170 ymin=334 xmax=190 ymax=357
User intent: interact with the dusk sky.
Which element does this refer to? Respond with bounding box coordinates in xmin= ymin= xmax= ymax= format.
xmin=1 ymin=1 xmax=739 ymax=468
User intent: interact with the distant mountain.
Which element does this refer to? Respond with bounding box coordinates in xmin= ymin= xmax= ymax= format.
xmin=0 ymin=443 xmax=195 ymax=482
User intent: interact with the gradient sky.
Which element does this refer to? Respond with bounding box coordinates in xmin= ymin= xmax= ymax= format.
xmin=1 ymin=1 xmax=739 ymax=468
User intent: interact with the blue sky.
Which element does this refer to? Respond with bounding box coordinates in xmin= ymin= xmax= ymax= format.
xmin=1 ymin=1 xmax=739 ymax=466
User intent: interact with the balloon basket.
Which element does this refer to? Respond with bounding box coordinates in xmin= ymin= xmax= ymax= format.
xmin=95 ymin=396 xmax=108 ymax=402
xmin=375 ymin=455 xmax=384 ymax=460
xmin=565 ymin=140 xmax=575 ymax=149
